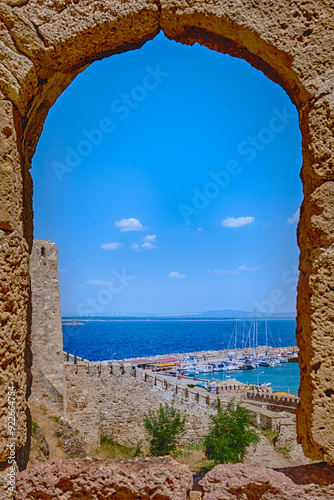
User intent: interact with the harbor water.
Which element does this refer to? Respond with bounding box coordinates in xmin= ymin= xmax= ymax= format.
xmin=62 ymin=318 xmax=300 ymax=395
xmin=190 ymin=362 xmax=300 ymax=396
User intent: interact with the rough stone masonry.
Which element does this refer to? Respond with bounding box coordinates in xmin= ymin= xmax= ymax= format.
xmin=29 ymin=240 xmax=65 ymax=415
xmin=0 ymin=0 xmax=334 ymax=493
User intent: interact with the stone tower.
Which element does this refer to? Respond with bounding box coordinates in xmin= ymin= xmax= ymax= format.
xmin=29 ymin=240 xmax=64 ymax=414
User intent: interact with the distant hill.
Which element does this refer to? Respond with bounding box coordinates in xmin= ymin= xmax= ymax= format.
xmin=195 ymin=310 xmax=296 ymax=319
xmin=63 ymin=309 xmax=296 ymax=320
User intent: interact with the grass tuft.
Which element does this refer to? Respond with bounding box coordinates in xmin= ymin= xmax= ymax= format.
xmin=276 ymin=447 xmax=291 ymax=458
xmin=260 ymin=428 xmax=279 ymax=445
xmin=96 ymin=435 xmax=137 ymax=459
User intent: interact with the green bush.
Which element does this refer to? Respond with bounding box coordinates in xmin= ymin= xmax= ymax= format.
xmin=143 ymin=402 xmax=186 ymax=457
xmin=203 ymin=398 xmax=259 ymax=464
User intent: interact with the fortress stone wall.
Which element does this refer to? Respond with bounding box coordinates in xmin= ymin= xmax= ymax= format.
xmin=64 ymin=355 xmax=216 ymax=448
xmin=63 ymin=353 xmax=298 ymax=450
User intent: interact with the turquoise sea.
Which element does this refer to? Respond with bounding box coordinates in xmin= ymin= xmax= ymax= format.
xmin=191 ymin=363 xmax=300 ymax=396
xmin=62 ymin=318 xmax=300 ymax=395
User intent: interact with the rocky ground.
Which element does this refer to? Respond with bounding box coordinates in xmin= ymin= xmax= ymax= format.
xmin=245 ymin=432 xmax=309 ymax=468
xmin=28 ymin=402 xmax=309 ymax=472
xmin=16 ymin=456 xmax=334 ymax=500
xmin=28 ymin=403 xmax=86 ymax=466
xmin=23 ymin=402 xmax=327 ymax=499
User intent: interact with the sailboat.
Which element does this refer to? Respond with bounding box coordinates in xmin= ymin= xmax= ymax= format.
xmin=277 ymin=330 xmax=288 ymax=362
xmin=258 ymin=319 xmax=271 ymax=366
xmin=244 ymin=313 xmax=257 ymax=369
xmin=288 ymin=320 xmax=298 ymax=362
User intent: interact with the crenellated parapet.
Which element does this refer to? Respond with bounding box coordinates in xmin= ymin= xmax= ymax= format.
xmin=62 ymin=351 xmax=297 ymax=449
xmin=246 ymin=390 xmax=299 ymax=414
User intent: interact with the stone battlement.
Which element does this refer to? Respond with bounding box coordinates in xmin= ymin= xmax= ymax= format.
xmin=62 ymin=350 xmax=297 ymax=447
xmin=246 ymin=390 xmax=299 ymax=407
xmin=63 ymin=351 xmax=297 ymax=410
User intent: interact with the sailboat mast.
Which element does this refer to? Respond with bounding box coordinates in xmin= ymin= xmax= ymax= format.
xmin=265 ymin=319 xmax=268 ymax=356
xmin=278 ymin=330 xmax=281 ymax=350
xmin=292 ymin=320 xmax=295 ymax=354
xmin=252 ymin=311 xmax=256 ymax=358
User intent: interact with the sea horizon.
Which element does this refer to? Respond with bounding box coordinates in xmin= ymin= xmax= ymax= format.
xmin=62 ymin=318 xmax=298 ymax=362
xmin=62 ymin=317 xmax=300 ymax=395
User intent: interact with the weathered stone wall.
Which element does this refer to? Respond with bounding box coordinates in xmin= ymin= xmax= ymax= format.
xmin=0 ymin=103 xmax=32 ymax=474
xmin=276 ymin=421 xmax=300 ymax=451
xmin=29 ymin=240 xmax=64 ymax=414
xmin=0 ymin=0 xmax=334 ymax=480
xmin=63 ymin=354 xmax=296 ymax=449
xmin=64 ymin=357 xmax=217 ymax=448
xmin=246 ymin=391 xmax=299 ymax=414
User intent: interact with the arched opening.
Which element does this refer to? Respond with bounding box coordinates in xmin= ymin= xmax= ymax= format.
xmin=1 ymin=0 xmax=333 ymax=478
xmin=31 ymin=30 xmax=303 ymax=460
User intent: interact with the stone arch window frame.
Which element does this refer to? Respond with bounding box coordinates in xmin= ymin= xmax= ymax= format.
xmin=0 ymin=0 xmax=333 ymax=470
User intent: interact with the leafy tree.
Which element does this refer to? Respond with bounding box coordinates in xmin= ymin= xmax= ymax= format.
xmin=204 ymin=398 xmax=259 ymax=464
xmin=143 ymin=402 xmax=186 ymax=457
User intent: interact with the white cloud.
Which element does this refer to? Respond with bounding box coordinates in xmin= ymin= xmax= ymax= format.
xmin=220 ymin=216 xmax=255 ymax=228
xmin=59 ymin=268 xmax=69 ymax=273
xmin=86 ymin=280 xmax=111 ymax=286
xmin=168 ymin=271 xmax=187 ymax=279
xmin=100 ymin=242 xmax=123 ymax=250
xmin=207 ymin=265 xmax=259 ymax=276
xmin=197 ymin=228 xmax=202 ymax=232
xmin=238 ymin=265 xmax=259 ymax=272
xmin=287 ymin=209 xmax=300 ymax=225
xmin=143 ymin=234 xmax=156 ymax=243
xmin=76 ymin=284 xmax=84 ymax=288
xmin=141 ymin=242 xmax=157 ymax=250
xmin=131 ymin=243 xmax=142 ymax=252
xmin=114 ymin=218 xmax=144 ymax=232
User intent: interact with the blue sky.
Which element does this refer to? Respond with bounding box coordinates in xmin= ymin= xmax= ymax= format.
xmin=32 ymin=32 xmax=302 ymax=315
